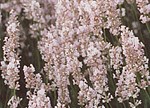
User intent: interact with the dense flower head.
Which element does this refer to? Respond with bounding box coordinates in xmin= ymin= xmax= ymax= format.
xmin=115 ymin=26 xmax=149 ymax=105
xmin=109 ymin=46 xmax=123 ymax=71
xmin=23 ymin=64 xmax=43 ymax=89
xmin=1 ymin=10 xmax=21 ymax=90
xmin=120 ymin=26 xmax=149 ymax=80
xmin=27 ymin=88 xmax=52 ymax=108
xmin=136 ymin=0 xmax=150 ymax=23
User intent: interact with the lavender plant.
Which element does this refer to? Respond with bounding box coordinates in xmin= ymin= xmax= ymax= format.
xmin=0 ymin=0 xmax=150 ymax=108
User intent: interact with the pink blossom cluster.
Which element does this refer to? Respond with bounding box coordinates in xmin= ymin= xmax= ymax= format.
xmin=136 ymin=0 xmax=150 ymax=23
xmin=0 ymin=0 xmax=150 ymax=108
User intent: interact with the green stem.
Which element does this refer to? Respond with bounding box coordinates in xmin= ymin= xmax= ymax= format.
xmin=13 ymin=89 xmax=16 ymax=96
xmin=144 ymin=89 xmax=150 ymax=101
xmin=103 ymin=28 xmax=107 ymax=42
xmin=35 ymin=38 xmax=41 ymax=72
xmin=54 ymin=90 xmax=57 ymax=106
xmin=131 ymin=4 xmax=138 ymax=21
xmin=123 ymin=102 xmax=126 ymax=108
xmin=108 ymin=102 xmax=113 ymax=108
xmin=146 ymin=23 xmax=150 ymax=34
xmin=105 ymin=102 xmax=109 ymax=108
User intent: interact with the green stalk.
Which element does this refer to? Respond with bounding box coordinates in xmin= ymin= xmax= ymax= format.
xmin=108 ymin=102 xmax=113 ymax=108
xmin=144 ymin=89 xmax=150 ymax=101
xmin=103 ymin=28 xmax=107 ymax=42
xmin=13 ymin=89 xmax=16 ymax=96
xmin=105 ymin=102 xmax=109 ymax=108
xmin=146 ymin=23 xmax=150 ymax=34
xmin=54 ymin=90 xmax=57 ymax=106
xmin=35 ymin=38 xmax=41 ymax=72
xmin=123 ymin=102 xmax=127 ymax=108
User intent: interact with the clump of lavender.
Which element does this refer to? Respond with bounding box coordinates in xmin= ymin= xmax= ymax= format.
xmin=0 ymin=0 xmax=150 ymax=108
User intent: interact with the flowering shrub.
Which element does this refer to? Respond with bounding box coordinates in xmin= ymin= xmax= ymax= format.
xmin=0 ymin=0 xmax=150 ymax=108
